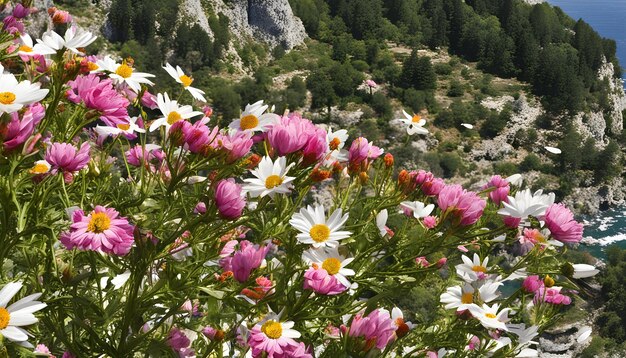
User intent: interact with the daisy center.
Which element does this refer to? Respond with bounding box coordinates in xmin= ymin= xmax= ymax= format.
xmin=261 ymin=320 xmax=282 ymax=339
xmin=322 ymin=258 xmax=341 ymax=275
xmin=0 ymin=308 xmax=10 ymax=330
xmin=309 ymin=224 xmax=331 ymax=243
xmin=329 ymin=137 xmax=341 ymax=150
xmin=411 ymin=115 xmax=421 ymax=123
xmin=180 ymin=75 xmax=193 ymax=87
xmin=472 ymin=265 xmax=487 ymax=273
xmin=461 ymin=292 xmax=474 ymax=304
xmin=30 ymin=163 xmax=50 ymax=174
xmin=19 ymin=45 xmax=33 ymax=52
xmin=87 ymin=212 xmax=111 ymax=233
xmin=239 ymin=114 xmax=259 ymax=130
xmin=167 ymin=111 xmax=183 ymax=125
xmin=485 ymin=313 xmax=497 ymax=319
xmin=87 ymin=62 xmax=99 ymax=71
xmin=0 ymin=92 xmax=16 ymax=105
xmin=115 ymin=64 xmax=133 ymax=78
xmin=265 ymin=175 xmax=283 ymax=189
xmin=117 ymin=123 xmax=131 ymax=131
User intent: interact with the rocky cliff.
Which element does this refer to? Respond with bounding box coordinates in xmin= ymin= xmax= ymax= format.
xmin=180 ymin=0 xmax=307 ymax=50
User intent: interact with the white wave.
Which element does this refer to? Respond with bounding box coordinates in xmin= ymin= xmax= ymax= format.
xmin=582 ymin=233 xmax=626 ymax=246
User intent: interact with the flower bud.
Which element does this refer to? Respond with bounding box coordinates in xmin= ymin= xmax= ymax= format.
xmin=359 ymin=171 xmax=369 ymax=184
xmin=560 ymin=263 xmax=575 ymax=278
xmin=383 ymin=153 xmax=394 ymax=167
xmin=544 ymin=275 xmax=555 ymax=288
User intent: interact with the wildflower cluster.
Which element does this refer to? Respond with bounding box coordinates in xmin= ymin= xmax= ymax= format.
xmin=0 ymin=4 xmax=595 ymax=357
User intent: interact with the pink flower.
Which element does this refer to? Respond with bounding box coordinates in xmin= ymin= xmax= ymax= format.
xmin=175 ymin=120 xmax=219 ymax=155
xmin=45 ymin=142 xmax=90 ymax=174
xmin=241 ymin=276 xmax=275 ymax=302
xmin=302 ymin=128 xmax=328 ymax=165
xmin=215 ymin=179 xmax=246 ymax=219
xmin=544 ymin=204 xmax=583 ymax=244
xmin=248 ymin=319 xmax=301 ymax=358
xmin=34 ymin=344 xmax=52 ymax=355
xmin=365 ymin=79 xmax=378 ymax=88
xmin=266 ymin=113 xmax=313 ymax=156
xmin=12 ymin=4 xmax=31 ymax=18
xmin=67 ymin=74 xmax=130 ymax=127
xmin=194 ymin=202 xmax=206 ymax=214
xmin=231 ymin=240 xmax=269 ymax=282
xmin=522 ymin=275 xmax=543 ymax=293
xmin=535 ymin=286 xmax=571 ymax=305
xmin=59 ymin=206 xmax=135 ymax=256
xmin=437 ymin=185 xmax=486 ymax=226
xmin=504 ymin=216 xmax=521 ymax=228
xmin=1 ymin=103 xmax=44 ymax=152
xmin=2 ymin=16 xmax=24 ymax=34
xmin=348 ymin=309 xmax=396 ymax=351
xmin=436 ymin=257 xmax=448 ymax=268
xmin=216 ymin=131 xmax=254 ymax=163
xmin=421 ymin=177 xmax=445 ymax=196
xmin=303 ymin=267 xmax=347 ymax=295
xmin=62 ymin=352 xmax=76 ymax=358
xmin=423 ymin=216 xmax=437 ymax=229
xmin=348 ymin=137 xmax=383 ymax=173
xmin=483 ymin=175 xmax=510 ymax=205
xmin=415 ymin=256 xmax=429 ymax=268
xmin=125 ymin=144 xmax=163 ymax=167
xmin=141 ymin=91 xmax=159 ymax=109
xmin=167 ymin=328 xmax=193 ymax=357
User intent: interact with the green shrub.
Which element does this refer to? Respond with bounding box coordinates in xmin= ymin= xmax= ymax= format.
xmin=520 ymin=154 xmax=542 ymax=172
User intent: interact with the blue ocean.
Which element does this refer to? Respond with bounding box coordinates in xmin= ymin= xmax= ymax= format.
xmin=548 ymin=0 xmax=626 ymax=88
xmin=547 ymin=0 xmax=626 ymax=258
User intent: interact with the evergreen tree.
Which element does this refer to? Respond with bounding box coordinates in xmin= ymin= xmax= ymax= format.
xmin=534 ymin=44 xmax=585 ymax=113
xmin=108 ymin=0 xmax=132 ymax=42
xmin=401 ymin=50 xmax=436 ymax=90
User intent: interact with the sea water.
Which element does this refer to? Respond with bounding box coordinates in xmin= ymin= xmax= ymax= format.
xmin=548 ymin=0 xmax=626 ymax=88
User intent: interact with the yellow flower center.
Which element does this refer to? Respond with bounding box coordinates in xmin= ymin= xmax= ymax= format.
xmin=461 ymin=292 xmax=473 ymax=304
xmin=472 ymin=265 xmax=487 ymax=273
xmin=261 ymin=320 xmax=282 ymax=339
xmin=19 ymin=45 xmax=33 ymax=52
xmin=485 ymin=313 xmax=497 ymax=319
xmin=87 ymin=62 xmax=99 ymax=71
xmin=167 ymin=111 xmax=183 ymax=125
xmin=0 ymin=308 xmax=9 ymax=330
xmin=30 ymin=163 xmax=50 ymax=174
xmin=180 ymin=75 xmax=193 ymax=87
xmin=87 ymin=212 xmax=111 ymax=233
xmin=264 ymin=175 xmax=283 ymax=189
xmin=117 ymin=123 xmax=131 ymax=131
xmin=309 ymin=224 xmax=331 ymax=243
xmin=411 ymin=115 xmax=421 ymax=123
xmin=0 ymin=92 xmax=17 ymax=105
xmin=329 ymin=137 xmax=341 ymax=150
xmin=115 ymin=64 xmax=133 ymax=78
xmin=544 ymin=275 xmax=555 ymax=288
xmin=239 ymin=114 xmax=259 ymax=130
xmin=322 ymin=258 xmax=341 ymax=275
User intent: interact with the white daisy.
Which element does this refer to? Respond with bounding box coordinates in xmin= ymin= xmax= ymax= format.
xmin=96 ymin=56 xmax=155 ymax=92
xmin=327 ymin=127 xmax=349 ymax=151
xmin=242 ymin=156 xmax=295 ymax=198
xmin=228 ymin=100 xmax=278 ymax=132
xmin=62 ymin=26 xmax=97 ymax=55
xmin=0 ymin=281 xmax=47 ymax=344
xmin=440 ymin=280 xmax=501 ymax=312
xmin=95 ymin=116 xmax=145 ymax=140
xmin=148 ymin=93 xmax=203 ymax=132
xmin=398 ymin=110 xmax=429 ymax=135
xmin=456 ymin=254 xmax=494 ymax=283
xmin=17 ymin=34 xmax=38 ymax=58
xmin=391 ymin=307 xmax=415 ymax=332
xmin=497 ymin=189 xmax=555 ymax=221
xmin=400 ymin=201 xmax=435 ymax=219
xmin=571 ymin=264 xmax=599 ymax=279
xmin=0 ymin=65 xmax=48 ymax=114
xmin=29 ymin=160 xmax=51 ymax=175
xmin=376 ymin=209 xmax=389 ymax=237
xmin=290 ymin=204 xmax=351 ymax=248
xmin=508 ymin=323 xmax=539 ymax=357
xmin=302 ymin=247 xmax=355 ymax=287
xmin=32 ymin=30 xmax=64 ymax=55
xmin=163 ymin=63 xmax=206 ymax=102
xmin=254 ymin=313 xmax=301 ymax=341
xmin=506 ymin=173 xmax=523 ymax=187
xmin=465 ymin=303 xmax=511 ymax=331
